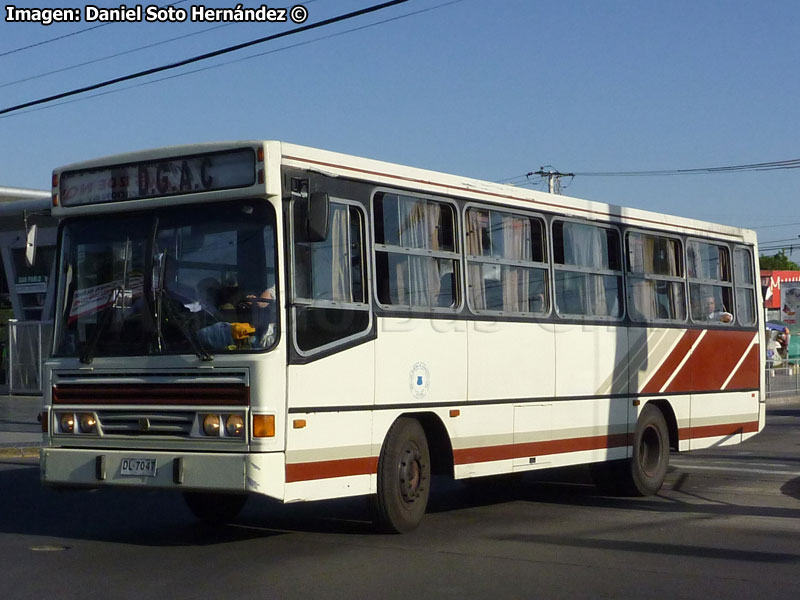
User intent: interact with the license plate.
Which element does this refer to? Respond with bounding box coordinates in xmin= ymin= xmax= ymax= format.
xmin=120 ymin=458 xmax=158 ymax=477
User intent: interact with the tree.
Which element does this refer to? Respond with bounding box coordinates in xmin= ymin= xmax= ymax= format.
xmin=760 ymin=250 xmax=800 ymax=271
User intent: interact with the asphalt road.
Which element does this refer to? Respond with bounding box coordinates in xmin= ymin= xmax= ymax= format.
xmin=1 ymin=405 xmax=799 ymax=600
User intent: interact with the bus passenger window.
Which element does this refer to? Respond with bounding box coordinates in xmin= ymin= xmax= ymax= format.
xmin=734 ymin=247 xmax=756 ymax=326
xmin=292 ymin=200 xmax=370 ymax=353
xmin=465 ymin=207 xmax=548 ymax=315
xmin=626 ymin=232 xmax=686 ymax=323
xmin=553 ymin=221 xmax=623 ymax=319
xmin=687 ymin=240 xmax=733 ymax=324
xmin=374 ymin=193 xmax=460 ymax=310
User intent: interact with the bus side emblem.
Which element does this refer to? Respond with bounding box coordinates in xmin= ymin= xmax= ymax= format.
xmin=409 ymin=362 xmax=431 ymax=399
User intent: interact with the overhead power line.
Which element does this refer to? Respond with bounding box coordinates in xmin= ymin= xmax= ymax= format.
xmin=0 ymin=0 xmax=323 ymax=91
xmin=497 ymin=158 xmax=800 ymax=186
xmin=0 ymin=0 xmax=190 ymax=59
xmin=573 ymin=159 xmax=800 ymax=177
xmin=1 ymin=0 xmax=465 ymax=121
xmin=0 ymin=0 xmax=410 ymax=117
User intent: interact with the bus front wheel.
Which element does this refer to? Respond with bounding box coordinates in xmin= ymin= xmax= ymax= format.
xmin=373 ymin=417 xmax=431 ymax=533
xmin=183 ymin=492 xmax=248 ymax=524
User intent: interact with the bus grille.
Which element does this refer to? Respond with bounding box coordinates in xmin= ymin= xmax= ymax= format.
xmin=52 ymin=383 xmax=249 ymax=406
xmin=96 ymin=410 xmax=194 ymax=437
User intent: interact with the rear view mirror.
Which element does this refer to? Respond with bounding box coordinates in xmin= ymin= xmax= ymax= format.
xmin=25 ymin=223 xmax=37 ymax=267
xmin=306 ymin=191 xmax=329 ymax=242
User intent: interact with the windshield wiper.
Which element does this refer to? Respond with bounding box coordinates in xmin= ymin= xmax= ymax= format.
xmin=152 ymin=249 xmax=213 ymax=362
xmin=80 ymin=238 xmax=133 ymax=364
xmin=79 ymin=286 xmax=123 ymax=364
xmin=159 ymin=293 xmax=214 ymax=362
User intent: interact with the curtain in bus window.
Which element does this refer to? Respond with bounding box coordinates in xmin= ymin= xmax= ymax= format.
xmin=501 ymin=214 xmax=532 ymax=313
xmin=329 ymin=204 xmax=351 ymax=302
xmin=563 ymin=222 xmax=607 ymax=269
xmin=466 ymin=209 xmax=487 ymax=310
xmin=627 ymin=233 xmax=684 ymax=321
xmin=687 ymin=242 xmax=731 ymax=281
xmin=559 ymin=222 xmax=619 ymax=316
xmin=627 ymin=234 xmax=652 ymax=320
xmin=396 ymin=199 xmax=443 ymax=307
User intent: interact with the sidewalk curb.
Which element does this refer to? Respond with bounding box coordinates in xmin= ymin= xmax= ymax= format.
xmin=0 ymin=446 xmax=40 ymax=459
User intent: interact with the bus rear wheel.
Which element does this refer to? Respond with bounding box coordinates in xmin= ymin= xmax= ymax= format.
xmin=373 ymin=417 xmax=431 ymax=533
xmin=183 ymin=492 xmax=248 ymax=524
xmin=591 ymin=404 xmax=669 ymax=496
xmin=629 ymin=403 xmax=670 ymax=495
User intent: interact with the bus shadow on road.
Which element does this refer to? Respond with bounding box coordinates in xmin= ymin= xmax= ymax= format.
xmin=3 ymin=459 xmax=800 ymax=543
xmin=0 ymin=460 xmax=377 ymax=544
xmin=428 ymin=466 xmax=800 ymax=522
xmin=780 ymin=476 xmax=800 ymax=501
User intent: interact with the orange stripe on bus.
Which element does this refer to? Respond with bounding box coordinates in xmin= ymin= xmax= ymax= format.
xmin=453 ymin=433 xmax=632 ymax=465
xmin=285 ymin=456 xmax=378 ymax=483
xmin=678 ymin=420 xmax=759 ymax=441
xmin=284 ymin=419 xmax=759 ymax=482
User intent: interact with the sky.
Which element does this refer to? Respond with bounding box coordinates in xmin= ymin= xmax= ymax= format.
xmin=1 ymin=0 xmax=799 ymax=256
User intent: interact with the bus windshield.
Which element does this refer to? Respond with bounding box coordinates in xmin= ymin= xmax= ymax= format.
xmin=53 ymin=200 xmax=278 ymax=359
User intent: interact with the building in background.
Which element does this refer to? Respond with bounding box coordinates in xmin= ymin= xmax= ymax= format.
xmin=761 ymin=269 xmax=800 ymax=323
xmin=0 ymin=187 xmax=57 ymax=393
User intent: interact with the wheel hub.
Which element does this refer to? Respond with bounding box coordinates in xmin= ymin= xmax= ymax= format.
xmin=399 ymin=445 xmax=424 ymax=503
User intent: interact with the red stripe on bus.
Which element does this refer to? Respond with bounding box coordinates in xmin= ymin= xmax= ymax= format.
xmin=452 ymin=433 xmax=632 ymax=465
xmin=723 ymin=344 xmax=761 ymax=391
xmin=285 ymin=456 xmax=379 ymax=483
xmin=284 ymin=418 xmax=760 ymax=482
xmin=640 ymin=330 xmax=701 ymax=394
xmin=678 ymin=420 xmax=759 ymax=441
xmin=665 ymin=331 xmax=755 ymax=393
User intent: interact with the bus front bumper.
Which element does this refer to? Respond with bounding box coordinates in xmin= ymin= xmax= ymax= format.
xmin=40 ymin=447 xmax=286 ymax=499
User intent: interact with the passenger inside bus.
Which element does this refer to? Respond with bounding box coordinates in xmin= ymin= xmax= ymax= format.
xmin=701 ymin=293 xmax=732 ymax=323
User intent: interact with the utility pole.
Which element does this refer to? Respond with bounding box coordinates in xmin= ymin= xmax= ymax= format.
xmin=528 ymin=167 xmax=574 ymax=194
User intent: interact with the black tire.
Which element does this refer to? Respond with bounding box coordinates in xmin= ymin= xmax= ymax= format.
xmin=183 ymin=492 xmax=248 ymax=524
xmin=373 ymin=417 xmax=431 ymax=533
xmin=629 ymin=403 xmax=670 ymax=495
xmin=590 ymin=404 xmax=669 ymax=496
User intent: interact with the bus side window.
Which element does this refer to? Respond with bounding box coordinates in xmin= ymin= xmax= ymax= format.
xmin=687 ymin=240 xmax=733 ymax=324
xmin=625 ymin=231 xmax=686 ymax=323
xmin=464 ymin=207 xmax=548 ymax=316
xmin=553 ymin=220 xmax=623 ymax=319
xmin=292 ymin=200 xmax=370 ymax=354
xmin=374 ymin=193 xmax=460 ymax=311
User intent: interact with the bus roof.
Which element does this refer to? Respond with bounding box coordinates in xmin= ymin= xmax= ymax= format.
xmin=53 ymin=141 xmax=757 ymax=245
xmin=278 ymin=141 xmax=757 ymax=245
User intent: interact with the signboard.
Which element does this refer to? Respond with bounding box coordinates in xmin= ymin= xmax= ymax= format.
xmin=59 ymin=148 xmax=256 ymax=207
xmin=781 ymin=281 xmax=800 ymax=325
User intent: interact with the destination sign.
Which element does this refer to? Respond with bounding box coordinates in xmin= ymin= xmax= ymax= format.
xmin=59 ymin=148 xmax=256 ymax=207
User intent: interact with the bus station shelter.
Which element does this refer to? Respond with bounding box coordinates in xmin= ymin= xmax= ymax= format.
xmin=0 ymin=187 xmax=57 ymax=394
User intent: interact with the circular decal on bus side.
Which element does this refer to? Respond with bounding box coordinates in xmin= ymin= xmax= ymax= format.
xmin=409 ymin=362 xmax=431 ymax=399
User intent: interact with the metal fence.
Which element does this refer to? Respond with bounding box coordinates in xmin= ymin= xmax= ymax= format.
xmin=8 ymin=320 xmax=52 ymax=395
xmin=765 ymin=359 xmax=800 ymax=398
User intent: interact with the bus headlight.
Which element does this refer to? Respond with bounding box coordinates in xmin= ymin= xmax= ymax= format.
xmin=79 ymin=413 xmax=97 ymax=434
xmin=58 ymin=413 xmax=75 ymax=434
xmin=225 ymin=414 xmax=244 ymax=437
xmin=202 ymin=414 xmax=221 ymax=436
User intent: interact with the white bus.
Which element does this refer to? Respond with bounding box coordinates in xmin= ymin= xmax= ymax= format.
xmin=40 ymin=141 xmax=764 ymax=532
